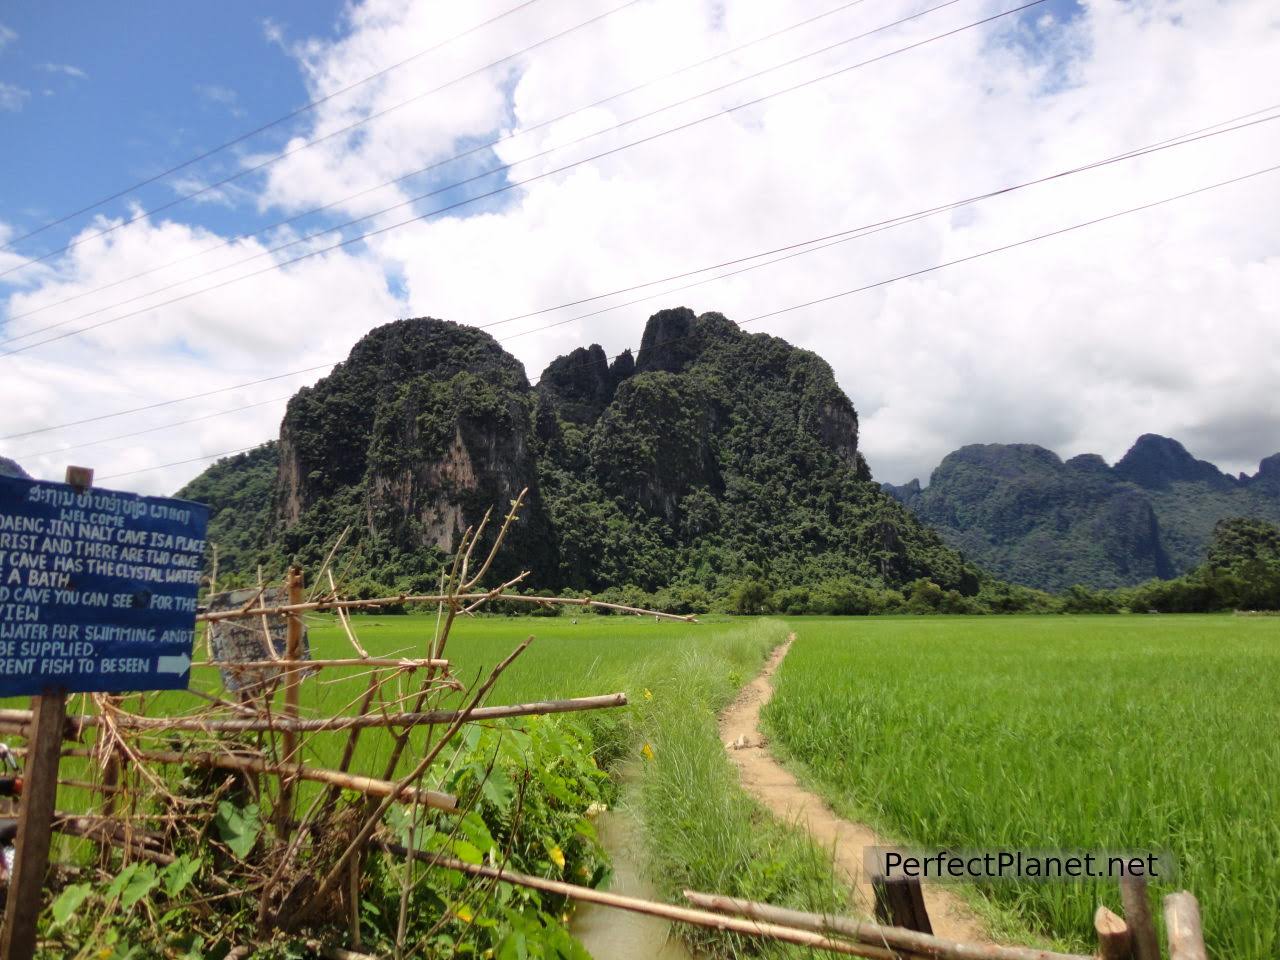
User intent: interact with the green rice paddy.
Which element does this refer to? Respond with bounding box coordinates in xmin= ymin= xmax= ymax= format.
xmin=765 ymin=614 xmax=1280 ymax=958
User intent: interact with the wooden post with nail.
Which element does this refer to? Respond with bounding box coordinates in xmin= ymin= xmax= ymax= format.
xmin=0 ymin=466 xmax=91 ymax=960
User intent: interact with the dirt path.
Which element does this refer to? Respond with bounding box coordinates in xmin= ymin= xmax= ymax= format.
xmin=719 ymin=635 xmax=988 ymax=943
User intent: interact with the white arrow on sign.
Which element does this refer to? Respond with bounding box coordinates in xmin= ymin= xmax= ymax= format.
xmin=156 ymin=652 xmax=192 ymax=674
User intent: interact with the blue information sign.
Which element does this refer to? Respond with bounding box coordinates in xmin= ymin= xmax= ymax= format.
xmin=0 ymin=475 xmax=210 ymax=696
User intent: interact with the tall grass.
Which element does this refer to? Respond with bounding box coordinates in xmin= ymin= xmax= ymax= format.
xmin=763 ymin=614 xmax=1280 ymax=959
xmin=622 ymin=618 xmax=850 ymax=958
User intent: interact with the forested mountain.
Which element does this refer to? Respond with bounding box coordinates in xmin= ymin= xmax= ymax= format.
xmin=0 ymin=457 xmax=29 ymax=479
xmin=883 ymin=436 xmax=1280 ymax=591
xmin=178 ymin=309 xmax=978 ymax=600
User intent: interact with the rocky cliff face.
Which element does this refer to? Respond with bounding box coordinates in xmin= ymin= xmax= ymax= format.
xmin=886 ymin=437 xmax=1280 ymax=590
xmin=274 ymin=318 xmax=553 ymax=580
xmin=185 ymin=308 xmax=973 ymax=595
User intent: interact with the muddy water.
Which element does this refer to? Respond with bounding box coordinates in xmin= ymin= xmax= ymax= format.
xmin=570 ymin=803 xmax=695 ymax=960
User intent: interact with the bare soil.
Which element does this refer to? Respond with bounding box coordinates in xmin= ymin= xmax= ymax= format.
xmin=719 ymin=635 xmax=989 ymax=943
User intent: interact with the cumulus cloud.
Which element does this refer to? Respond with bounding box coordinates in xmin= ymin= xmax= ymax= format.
xmin=2 ymin=0 xmax=1278 ymax=495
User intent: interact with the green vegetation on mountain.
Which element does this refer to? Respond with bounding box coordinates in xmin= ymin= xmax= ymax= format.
xmin=884 ymin=436 xmax=1280 ymax=591
xmin=178 ymin=309 xmax=979 ymax=604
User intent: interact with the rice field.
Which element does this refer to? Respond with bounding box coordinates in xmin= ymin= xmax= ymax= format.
xmin=763 ymin=614 xmax=1280 ymax=958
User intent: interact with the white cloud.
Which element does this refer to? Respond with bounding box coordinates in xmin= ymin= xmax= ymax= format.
xmin=39 ymin=63 xmax=87 ymax=79
xmin=2 ymin=0 xmax=1279 ymax=495
xmin=0 ymin=23 xmax=16 ymax=50
xmin=0 ymin=81 xmax=28 ymax=111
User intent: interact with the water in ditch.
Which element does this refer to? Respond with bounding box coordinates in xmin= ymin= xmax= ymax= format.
xmin=569 ymin=800 xmax=696 ymax=960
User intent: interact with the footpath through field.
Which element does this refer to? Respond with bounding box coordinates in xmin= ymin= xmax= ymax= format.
xmin=719 ymin=634 xmax=988 ymax=943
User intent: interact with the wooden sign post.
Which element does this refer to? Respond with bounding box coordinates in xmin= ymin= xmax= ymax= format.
xmin=0 ymin=465 xmax=208 ymax=960
xmin=0 ymin=466 xmax=91 ymax=960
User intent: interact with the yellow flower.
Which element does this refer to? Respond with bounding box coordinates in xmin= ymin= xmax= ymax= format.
xmin=549 ymin=845 xmax=566 ymax=870
xmin=643 ymin=688 xmax=654 ymax=701
xmin=640 ymin=742 xmax=655 ymax=762
xmin=455 ymin=903 xmax=474 ymax=923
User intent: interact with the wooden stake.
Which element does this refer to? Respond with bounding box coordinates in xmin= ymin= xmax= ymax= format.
xmin=1119 ymin=875 xmax=1160 ymax=960
xmin=1 ymin=465 xmax=89 ymax=960
xmin=872 ymin=874 xmax=933 ymax=934
xmin=1094 ymin=905 xmax=1133 ymax=960
xmin=0 ymin=694 xmax=67 ymax=960
xmin=277 ymin=565 xmax=304 ymax=838
xmin=1163 ymin=892 xmax=1207 ymax=960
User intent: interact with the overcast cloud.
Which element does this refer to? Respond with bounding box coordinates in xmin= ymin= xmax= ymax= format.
xmin=2 ymin=0 xmax=1278 ymax=493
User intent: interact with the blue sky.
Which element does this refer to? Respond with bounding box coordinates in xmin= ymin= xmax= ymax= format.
xmin=0 ymin=3 xmax=347 ymax=247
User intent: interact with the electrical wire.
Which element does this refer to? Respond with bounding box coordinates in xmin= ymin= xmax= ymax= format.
xmin=0 ymin=0 xmax=1049 ymax=358
xmin=69 ymin=159 xmax=1280 ymax=485
xmin=0 ymin=0 xmax=549 ymax=252
xmin=1 ymin=0 xmax=879 ymax=333
xmin=0 ymin=0 xmax=647 ymax=279
xmin=8 ymin=99 xmax=1277 ymax=447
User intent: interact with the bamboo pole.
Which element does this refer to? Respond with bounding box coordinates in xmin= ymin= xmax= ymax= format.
xmin=1094 ymin=905 xmax=1132 ymax=960
xmin=0 ymin=693 xmax=627 ymax=737
xmin=1162 ymin=892 xmax=1207 ymax=960
xmin=194 ymin=657 xmax=450 ymax=671
xmin=278 ymin=566 xmax=304 ymax=838
xmin=56 ymin=746 xmax=457 ymax=811
xmin=380 ymin=844 xmax=915 ymax=959
xmin=198 ymin=592 xmax=697 ymax=623
xmin=1119 ymin=876 xmax=1160 ymax=960
xmin=681 ymin=890 xmax=1093 ymax=960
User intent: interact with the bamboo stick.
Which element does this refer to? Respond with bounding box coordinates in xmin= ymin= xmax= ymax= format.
xmin=193 ymin=657 xmax=449 ymax=671
xmin=0 ymin=693 xmax=626 ymax=737
xmin=1119 ymin=876 xmax=1160 ymax=960
xmin=681 ymin=890 xmax=1093 ymax=960
xmin=278 ymin=566 xmax=304 ymax=839
xmin=56 ymin=746 xmax=457 ymax=811
xmin=1094 ymin=905 xmax=1132 ymax=960
xmin=198 ymin=592 xmax=696 ymax=623
xmin=1163 ymin=892 xmax=1207 ymax=960
xmin=380 ymin=844 xmax=914 ymax=959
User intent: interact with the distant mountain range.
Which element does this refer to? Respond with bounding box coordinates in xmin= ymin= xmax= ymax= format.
xmin=883 ymin=435 xmax=1280 ymax=591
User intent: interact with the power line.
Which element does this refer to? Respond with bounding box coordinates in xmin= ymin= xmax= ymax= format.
xmin=14 ymin=396 xmax=290 ymax=460
xmin=1 ymin=0 xmax=878 ymax=333
xmin=0 ymin=0 xmax=547 ymax=254
xmin=2 ymin=0 xmax=956 ymax=348
xmin=8 ymin=100 xmax=1276 ymax=449
xmin=486 ymin=108 xmax=1280 ymax=338
xmin=83 ymin=160 xmax=1280 ymax=486
xmin=98 ymin=447 xmax=263 ymax=482
xmin=0 ymin=363 xmax=335 ymax=441
xmin=0 ymin=0 xmax=1048 ymax=358
xmin=0 ymin=0 xmax=645 ymax=280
